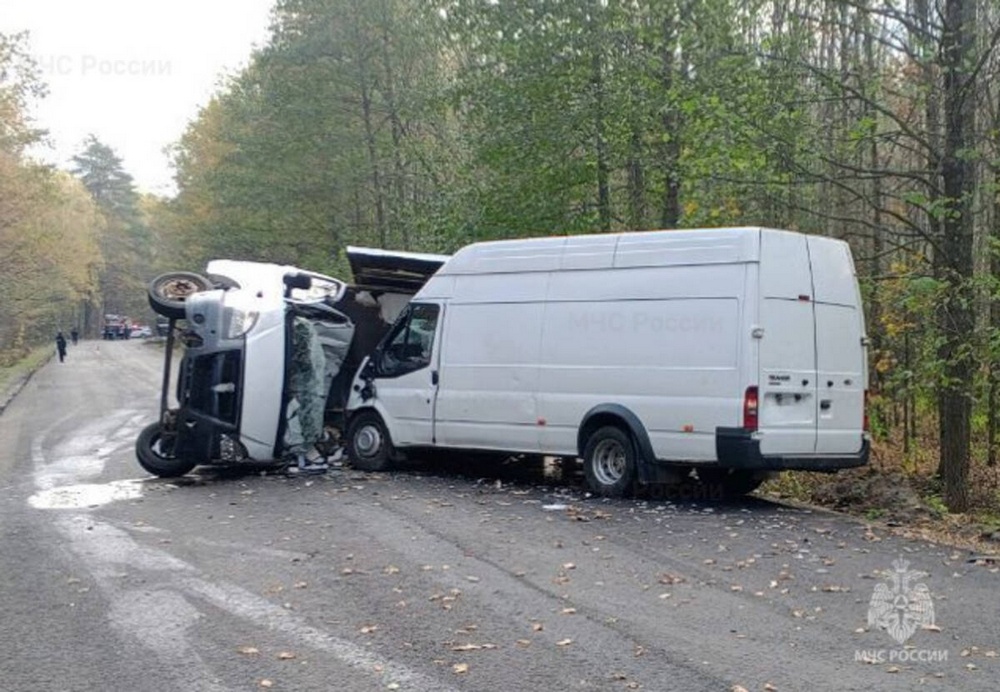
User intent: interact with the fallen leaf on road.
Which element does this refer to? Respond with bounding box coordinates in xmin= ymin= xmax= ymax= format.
xmin=453 ymin=663 xmax=469 ymax=674
xmin=277 ymin=651 xmax=296 ymax=660
xmin=659 ymin=573 xmax=685 ymax=585
xmin=764 ymin=684 xmax=778 ymax=691
xmin=922 ymin=624 xmax=941 ymax=632
xmin=732 ymin=686 xmax=749 ymax=692
xmin=532 ymin=622 xmax=544 ymax=632
xmin=294 ymin=581 xmax=308 ymax=589
xmin=556 ymin=639 xmax=573 ymax=646
xmin=259 ymin=681 xmax=273 ymax=688
xmin=562 ymin=562 xmax=576 ymax=570
xmin=238 ymin=646 xmax=260 ymax=655
xmin=561 ymin=607 xmax=577 ymax=615
xmin=887 ymin=666 xmax=900 ymax=673
xmin=384 ymin=565 xmax=400 ymax=575
xmin=821 ymin=585 xmax=848 ymax=593
xmin=360 ymin=625 xmax=379 ymax=634
xmin=516 ymin=639 xmax=531 ymax=647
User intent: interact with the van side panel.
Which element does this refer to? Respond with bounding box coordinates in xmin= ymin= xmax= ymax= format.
xmin=808 ymin=237 xmax=866 ymax=454
xmin=433 ymin=274 xmax=546 ymax=451
xmin=757 ymin=232 xmax=819 ymax=456
xmin=539 ymin=264 xmax=743 ymax=460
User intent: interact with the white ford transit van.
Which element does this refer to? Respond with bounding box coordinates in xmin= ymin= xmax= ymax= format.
xmin=345 ymin=227 xmax=870 ymax=497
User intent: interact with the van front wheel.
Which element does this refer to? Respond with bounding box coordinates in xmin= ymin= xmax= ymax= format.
xmin=583 ymin=426 xmax=637 ymax=498
xmin=136 ymin=422 xmax=197 ymax=478
xmin=347 ymin=411 xmax=395 ymax=472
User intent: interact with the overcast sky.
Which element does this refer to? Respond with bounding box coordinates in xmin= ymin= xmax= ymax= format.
xmin=2 ymin=0 xmax=276 ymax=196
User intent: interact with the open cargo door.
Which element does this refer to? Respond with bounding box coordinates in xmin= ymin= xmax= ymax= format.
xmin=326 ymin=247 xmax=450 ymax=417
xmin=346 ymin=246 xmax=450 ymax=294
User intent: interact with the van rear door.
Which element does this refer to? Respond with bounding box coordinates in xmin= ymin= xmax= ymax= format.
xmin=757 ymin=231 xmax=818 ymax=455
xmin=808 ymin=237 xmax=866 ymax=454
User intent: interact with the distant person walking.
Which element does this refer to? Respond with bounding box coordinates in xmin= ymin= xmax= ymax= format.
xmin=55 ymin=332 xmax=68 ymax=363
xmin=70 ymin=327 xmax=79 ymax=345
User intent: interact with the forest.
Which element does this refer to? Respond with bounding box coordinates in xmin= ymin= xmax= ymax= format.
xmin=2 ymin=0 xmax=1000 ymax=517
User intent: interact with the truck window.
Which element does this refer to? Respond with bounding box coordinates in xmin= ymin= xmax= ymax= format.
xmin=379 ymin=303 xmax=439 ymax=375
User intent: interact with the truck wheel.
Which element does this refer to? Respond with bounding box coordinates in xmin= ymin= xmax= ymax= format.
xmin=583 ymin=426 xmax=637 ymax=498
xmin=696 ymin=468 xmax=767 ymax=498
xmin=136 ymin=422 xmax=197 ymax=478
xmin=347 ymin=411 xmax=395 ymax=472
xmin=148 ymin=272 xmax=212 ymax=319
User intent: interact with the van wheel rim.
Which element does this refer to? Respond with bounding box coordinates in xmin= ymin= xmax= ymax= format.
xmin=355 ymin=424 xmax=383 ymax=457
xmin=592 ymin=439 xmax=627 ymax=485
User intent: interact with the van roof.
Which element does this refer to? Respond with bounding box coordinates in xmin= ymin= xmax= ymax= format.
xmin=436 ymin=227 xmax=819 ymax=275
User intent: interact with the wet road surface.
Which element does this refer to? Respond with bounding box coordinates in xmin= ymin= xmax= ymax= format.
xmin=0 ymin=339 xmax=996 ymax=691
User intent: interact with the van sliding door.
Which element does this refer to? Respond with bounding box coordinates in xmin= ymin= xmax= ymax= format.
xmin=758 ymin=232 xmax=818 ymax=455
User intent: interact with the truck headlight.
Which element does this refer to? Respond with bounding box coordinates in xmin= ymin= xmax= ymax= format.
xmin=225 ymin=308 xmax=258 ymax=338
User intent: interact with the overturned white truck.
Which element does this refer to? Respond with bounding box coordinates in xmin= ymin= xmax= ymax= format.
xmin=136 ymin=247 xmax=447 ymax=477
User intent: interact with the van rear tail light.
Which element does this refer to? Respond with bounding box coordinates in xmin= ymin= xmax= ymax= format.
xmin=863 ymin=389 xmax=870 ymax=433
xmin=743 ymin=386 xmax=759 ymax=431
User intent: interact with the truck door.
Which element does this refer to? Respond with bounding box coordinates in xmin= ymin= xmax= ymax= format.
xmin=807 ymin=237 xmax=866 ymax=454
xmin=371 ymin=302 xmax=442 ymax=445
xmin=758 ymin=232 xmax=818 ymax=455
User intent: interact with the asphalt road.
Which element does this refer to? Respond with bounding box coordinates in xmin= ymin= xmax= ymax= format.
xmin=0 ymin=339 xmax=996 ymax=692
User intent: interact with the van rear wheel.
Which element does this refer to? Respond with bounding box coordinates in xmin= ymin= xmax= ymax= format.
xmin=583 ymin=426 xmax=637 ymax=498
xmin=347 ymin=411 xmax=395 ymax=472
xmin=136 ymin=422 xmax=197 ymax=478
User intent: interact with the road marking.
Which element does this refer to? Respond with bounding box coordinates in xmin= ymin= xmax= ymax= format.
xmin=32 ymin=414 xmax=455 ymax=692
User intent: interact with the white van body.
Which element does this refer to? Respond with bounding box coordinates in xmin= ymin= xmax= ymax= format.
xmin=346 ymin=227 xmax=869 ymax=496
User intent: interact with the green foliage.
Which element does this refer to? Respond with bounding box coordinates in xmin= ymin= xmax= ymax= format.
xmin=71 ymin=136 xmax=150 ymax=320
xmin=0 ymin=33 xmax=105 ymax=356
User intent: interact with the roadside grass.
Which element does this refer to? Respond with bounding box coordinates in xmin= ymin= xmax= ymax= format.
xmin=761 ymin=425 xmax=1000 ymax=552
xmin=0 ymin=346 xmax=53 ymax=399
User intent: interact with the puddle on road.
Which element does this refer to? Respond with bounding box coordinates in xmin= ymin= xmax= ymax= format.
xmin=29 ymin=479 xmax=144 ymax=510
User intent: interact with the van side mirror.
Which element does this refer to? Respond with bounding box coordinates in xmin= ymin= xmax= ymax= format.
xmin=283 ymin=273 xmax=312 ymax=297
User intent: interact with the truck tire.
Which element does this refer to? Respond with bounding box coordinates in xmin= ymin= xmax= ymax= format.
xmin=148 ymin=272 xmax=212 ymax=319
xmin=583 ymin=426 xmax=637 ymax=498
xmin=347 ymin=410 xmax=396 ymax=472
xmin=135 ymin=422 xmax=197 ymax=478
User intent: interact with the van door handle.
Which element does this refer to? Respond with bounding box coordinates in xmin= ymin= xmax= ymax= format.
xmin=820 ymin=399 xmax=832 ymax=410
xmin=431 ymin=370 xmax=439 ymax=385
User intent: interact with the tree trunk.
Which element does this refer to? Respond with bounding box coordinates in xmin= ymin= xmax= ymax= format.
xmin=936 ymin=0 xmax=977 ymax=512
xmin=591 ymin=48 xmax=611 ymax=232
xmin=658 ymin=14 xmax=680 ymax=228
xmin=359 ymin=63 xmax=387 ymax=248
xmin=379 ymin=10 xmax=409 ymax=249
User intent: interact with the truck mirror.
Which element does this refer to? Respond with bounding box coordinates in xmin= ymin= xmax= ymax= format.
xmin=283 ymin=273 xmax=312 ymax=297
